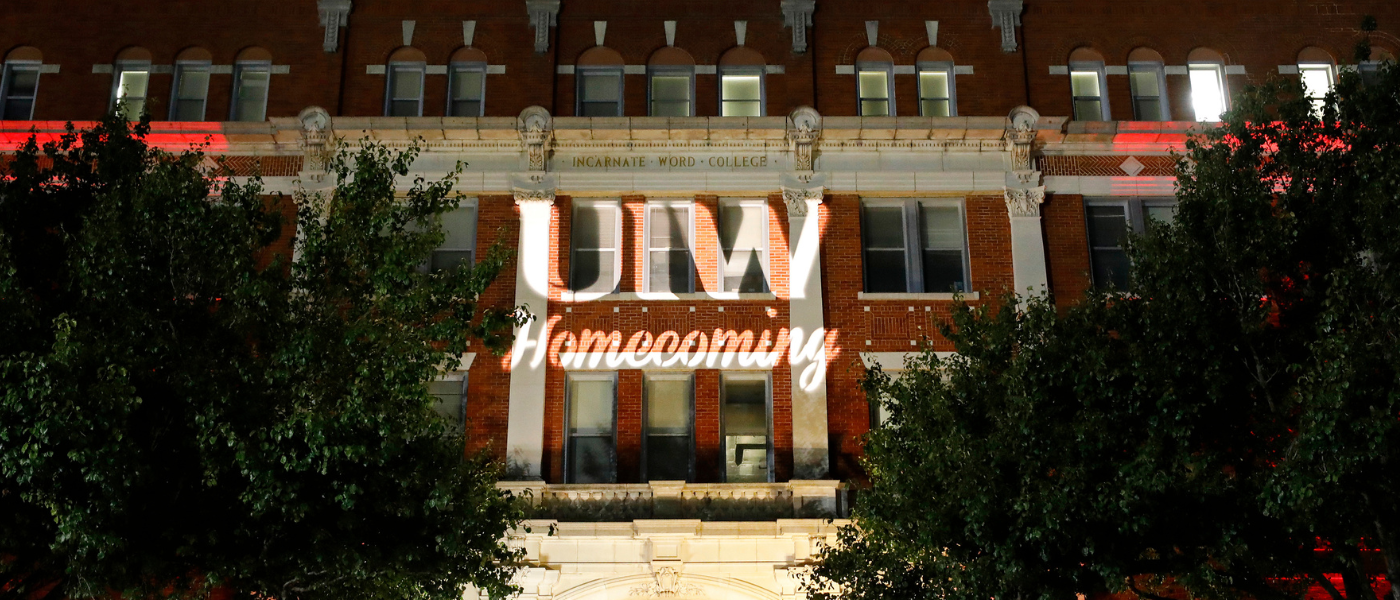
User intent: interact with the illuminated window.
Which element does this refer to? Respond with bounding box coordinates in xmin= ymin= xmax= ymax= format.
xmin=448 ymin=63 xmax=486 ymax=116
xmin=861 ymin=199 xmax=969 ymax=294
xmin=1298 ymin=64 xmax=1335 ymax=113
xmin=385 ymin=62 xmax=426 ymax=117
xmin=169 ymin=61 xmax=211 ymax=121
xmin=1070 ymin=66 xmax=1108 ymax=120
xmin=429 ymin=202 xmax=477 ymax=272
xmin=566 ymin=373 xmax=617 ymax=484
xmin=722 ymin=373 xmax=771 ymax=483
xmin=720 ymin=69 xmax=764 ymax=117
xmin=917 ymin=64 xmax=954 ymax=117
xmin=427 ymin=377 xmax=466 ymax=428
xmin=0 ymin=61 xmax=40 ymax=120
xmin=1187 ymin=64 xmax=1227 ymax=121
xmin=649 ymin=67 xmax=693 ymax=117
xmin=644 ymin=373 xmax=694 ymax=481
xmin=645 ymin=201 xmax=694 ymax=293
xmin=231 ymin=62 xmax=270 ymax=121
xmin=569 ymin=200 xmax=621 ymax=293
xmin=112 ymin=63 xmax=151 ymax=120
xmin=1128 ymin=48 xmax=1168 ymax=121
xmin=857 ymin=63 xmax=894 ymax=116
xmin=1086 ymin=198 xmax=1176 ymax=291
xmin=718 ymin=199 xmax=769 ymax=293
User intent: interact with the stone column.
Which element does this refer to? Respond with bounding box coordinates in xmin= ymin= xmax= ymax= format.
xmin=505 ymin=174 xmax=556 ymax=478
xmin=781 ymin=174 xmax=829 ymax=480
xmin=1003 ymin=106 xmax=1049 ymax=296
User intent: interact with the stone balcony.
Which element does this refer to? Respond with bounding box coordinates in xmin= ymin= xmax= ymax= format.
xmin=497 ymin=480 xmax=848 ymax=522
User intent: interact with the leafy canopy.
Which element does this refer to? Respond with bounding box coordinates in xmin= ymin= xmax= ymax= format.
xmin=808 ymin=52 xmax=1400 ymax=600
xmin=0 ymin=115 xmax=528 ymax=600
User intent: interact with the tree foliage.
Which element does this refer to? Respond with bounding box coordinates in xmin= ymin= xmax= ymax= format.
xmin=0 ymin=116 xmax=529 ymax=600
xmin=808 ymin=55 xmax=1400 ymax=600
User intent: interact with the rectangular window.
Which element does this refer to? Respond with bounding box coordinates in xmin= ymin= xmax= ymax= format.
xmin=645 ymin=201 xmax=694 ymax=293
xmin=0 ymin=62 xmax=40 ymax=120
xmin=649 ymin=68 xmax=693 ymax=117
xmin=1086 ymin=198 xmax=1177 ymax=291
xmin=170 ymin=62 xmax=211 ymax=121
xmin=566 ymin=373 xmax=617 ymax=484
xmin=231 ymin=61 xmax=271 ymax=122
xmin=578 ymin=68 xmax=623 ymax=117
xmin=644 ymin=373 xmax=694 ymax=481
xmin=1128 ymin=62 xmax=1168 ymax=121
xmin=917 ymin=63 xmax=954 ymax=117
xmin=857 ymin=64 xmax=893 ymax=116
xmin=112 ymin=63 xmax=151 ymax=120
xmin=1359 ymin=61 xmax=1383 ymax=87
xmin=720 ymin=70 xmax=763 ymax=117
xmin=1188 ymin=63 xmax=1228 ymax=122
xmin=386 ymin=63 xmax=425 ymax=117
xmin=431 ymin=203 xmax=478 ymax=272
xmin=721 ymin=373 xmax=771 ymax=483
xmin=449 ymin=63 xmax=486 ymax=116
xmin=1070 ymin=64 xmax=1108 ymax=120
xmin=861 ymin=200 xmax=968 ymax=294
xmin=427 ymin=378 xmax=466 ymax=428
xmin=1298 ymin=63 xmax=1335 ymax=114
xmin=569 ymin=201 xmax=620 ymax=294
xmin=718 ymin=199 xmax=769 ymax=293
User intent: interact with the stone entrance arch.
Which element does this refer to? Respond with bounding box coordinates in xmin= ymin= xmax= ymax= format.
xmin=553 ymin=569 xmax=781 ymax=600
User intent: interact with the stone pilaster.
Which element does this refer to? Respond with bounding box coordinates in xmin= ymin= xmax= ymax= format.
xmin=505 ymin=172 xmax=557 ymax=479
xmin=780 ymin=171 xmax=829 ymax=480
xmin=1003 ymin=106 xmax=1049 ymax=297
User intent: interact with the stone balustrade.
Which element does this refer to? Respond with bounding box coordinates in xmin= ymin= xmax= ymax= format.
xmin=497 ymin=480 xmax=847 ymax=522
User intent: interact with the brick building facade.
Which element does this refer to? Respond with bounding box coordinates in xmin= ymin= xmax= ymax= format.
xmin=3 ymin=1 xmax=1396 ymax=599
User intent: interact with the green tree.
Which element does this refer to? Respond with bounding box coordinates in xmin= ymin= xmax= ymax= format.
xmin=0 ymin=115 xmax=529 ymax=600
xmin=808 ymin=54 xmax=1399 ymax=600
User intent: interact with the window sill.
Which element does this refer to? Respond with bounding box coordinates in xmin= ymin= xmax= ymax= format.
xmin=559 ymin=291 xmax=779 ymax=302
xmin=856 ymin=292 xmax=979 ymax=301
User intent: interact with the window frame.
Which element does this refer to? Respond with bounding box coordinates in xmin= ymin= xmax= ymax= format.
xmin=642 ymin=199 xmax=697 ymax=294
xmin=856 ymin=60 xmax=895 ymax=117
xmin=384 ymin=61 xmax=427 ymax=117
xmin=576 ymin=65 xmax=625 ymax=117
xmin=0 ymin=60 xmax=41 ymax=120
xmin=1187 ymin=62 xmax=1229 ymax=122
xmin=448 ymin=60 xmax=487 ymax=117
xmin=564 ymin=371 xmax=619 ymax=484
xmin=860 ymin=198 xmax=971 ymax=294
xmin=1084 ymin=196 xmax=1177 ymax=291
xmin=719 ymin=66 xmax=766 ymax=117
xmin=1297 ymin=62 xmax=1336 ymax=113
xmin=642 ymin=372 xmax=696 ymax=482
xmin=427 ymin=375 xmax=468 ymax=429
xmin=1069 ymin=61 xmax=1110 ymax=121
xmin=568 ymin=199 xmax=623 ymax=294
xmin=230 ymin=60 xmax=272 ymax=122
xmin=1127 ymin=60 xmax=1169 ymax=121
xmin=427 ymin=197 xmax=479 ymax=272
xmin=647 ymin=65 xmax=695 ymax=117
xmin=169 ymin=60 xmax=212 ymax=122
xmin=717 ymin=198 xmax=771 ymax=293
xmin=110 ymin=60 xmax=152 ymax=120
xmin=720 ymin=372 xmax=773 ymax=483
xmin=916 ymin=60 xmax=956 ymax=117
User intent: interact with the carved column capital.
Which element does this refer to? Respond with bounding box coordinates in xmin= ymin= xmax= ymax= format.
xmin=317 ymin=0 xmax=352 ymax=53
xmin=525 ymin=0 xmax=561 ymax=53
xmin=511 ymin=172 xmax=557 ymax=206
xmin=781 ymin=0 xmax=816 ymax=54
xmin=781 ymin=171 xmax=826 ymax=218
xmin=1004 ymin=186 xmax=1046 ymax=217
xmin=987 ymin=0 xmax=1023 ymax=53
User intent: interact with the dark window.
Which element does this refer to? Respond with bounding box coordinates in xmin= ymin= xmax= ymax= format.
xmin=1129 ymin=62 xmax=1167 ymax=121
xmin=569 ymin=202 xmax=619 ymax=293
xmin=718 ymin=200 xmax=769 ymax=293
xmin=1086 ymin=198 xmax=1177 ymax=291
xmin=644 ymin=374 xmax=694 ymax=481
xmin=722 ymin=374 xmax=771 ymax=483
xmin=578 ymin=68 xmax=623 ymax=116
xmin=170 ymin=62 xmax=210 ymax=121
xmin=427 ymin=377 xmax=466 ymax=428
xmin=566 ymin=374 xmax=617 ymax=483
xmin=1 ymin=62 xmax=40 ymax=120
xmin=431 ymin=204 xmax=477 ymax=272
xmin=862 ymin=200 xmax=968 ymax=293
xmin=449 ymin=63 xmax=485 ymax=116
xmin=386 ymin=63 xmax=425 ymax=117
xmin=231 ymin=62 xmax=270 ymax=121
xmin=647 ymin=202 xmax=693 ymax=293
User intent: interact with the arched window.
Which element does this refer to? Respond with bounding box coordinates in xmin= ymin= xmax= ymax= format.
xmin=1187 ymin=48 xmax=1228 ymax=122
xmin=718 ymin=47 xmax=765 ymax=117
xmin=231 ymin=47 xmax=272 ymax=121
xmin=1 ymin=46 xmax=42 ymax=120
xmin=111 ymin=47 xmax=153 ymax=120
xmin=448 ymin=47 xmax=487 ymax=116
xmin=648 ymin=46 xmax=695 ymax=117
xmin=1127 ymin=48 xmax=1168 ymax=121
xmin=1297 ymin=46 xmax=1336 ymax=112
xmin=577 ymin=46 xmax=624 ymax=116
xmin=916 ymin=47 xmax=956 ymax=117
xmin=385 ymin=47 xmax=427 ymax=117
xmin=1069 ymin=47 xmax=1109 ymax=120
xmin=170 ymin=47 xmax=212 ymax=121
xmin=856 ymin=47 xmax=894 ymax=116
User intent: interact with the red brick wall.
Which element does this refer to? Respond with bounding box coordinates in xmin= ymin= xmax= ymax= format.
xmin=464 ymin=194 xmax=520 ymax=460
xmin=1043 ymin=193 xmax=1092 ymax=309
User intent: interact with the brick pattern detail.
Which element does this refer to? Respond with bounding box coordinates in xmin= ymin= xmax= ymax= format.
xmin=215 ymin=155 xmax=303 ymax=177
xmin=1039 ymin=155 xmax=1177 ymax=178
